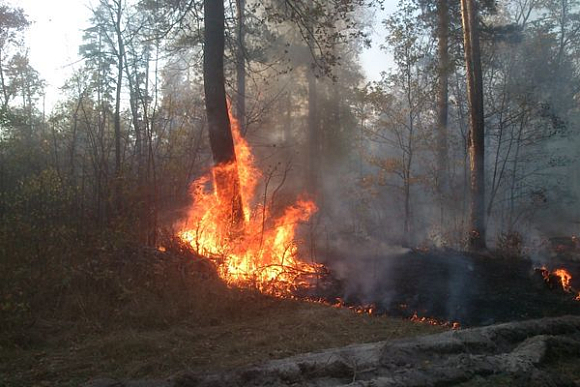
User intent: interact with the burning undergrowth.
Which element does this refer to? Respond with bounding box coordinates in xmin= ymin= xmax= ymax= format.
xmin=172 ymin=109 xmax=459 ymax=328
xmin=174 ymin=107 xmax=580 ymax=328
xmin=536 ymin=266 xmax=580 ymax=300
xmin=177 ymin=107 xmax=325 ymax=296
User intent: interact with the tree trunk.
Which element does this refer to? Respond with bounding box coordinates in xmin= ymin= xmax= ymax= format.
xmin=123 ymin=50 xmax=143 ymax=182
xmin=204 ymin=0 xmax=244 ymax=227
xmin=307 ymin=65 xmax=319 ymax=195
xmin=113 ymin=0 xmax=124 ymax=215
xmin=306 ymin=0 xmax=319 ymax=195
xmin=236 ymin=0 xmax=246 ymax=135
xmin=70 ymin=95 xmax=83 ymax=180
xmin=436 ymin=0 xmax=450 ymax=220
xmin=403 ymin=178 xmax=411 ymax=247
xmin=0 ymin=51 xmax=9 ymax=111
xmin=461 ymin=0 xmax=486 ymax=251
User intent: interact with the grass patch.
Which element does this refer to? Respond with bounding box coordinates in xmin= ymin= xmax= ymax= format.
xmin=0 ymin=300 xmax=442 ymax=386
xmin=0 ymin=235 xmax=444 ymax=386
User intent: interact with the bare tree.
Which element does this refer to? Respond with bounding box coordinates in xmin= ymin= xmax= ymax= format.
xmin=436 ymin=0 xmax=450 ymax=220
xmin=460 ymin=0 xmax=486 ymax=250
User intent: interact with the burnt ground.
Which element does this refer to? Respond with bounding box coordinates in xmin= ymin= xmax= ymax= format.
xmin=315 ymin=249 xmax=580 ymax=327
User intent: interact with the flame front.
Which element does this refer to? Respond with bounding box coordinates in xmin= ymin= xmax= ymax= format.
xmin=179 ymin=106 xmax=321 ymax=295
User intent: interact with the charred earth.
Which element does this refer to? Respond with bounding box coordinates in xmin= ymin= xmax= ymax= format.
xmin=314 ymin=249 xmax=580 ymax=327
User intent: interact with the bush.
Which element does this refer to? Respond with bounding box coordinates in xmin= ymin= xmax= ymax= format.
xmin=496 ymin=231 xmax=524 ymax=259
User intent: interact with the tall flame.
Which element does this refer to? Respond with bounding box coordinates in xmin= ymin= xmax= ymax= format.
xmin=179 ymin=104 xmax=321 ymax=295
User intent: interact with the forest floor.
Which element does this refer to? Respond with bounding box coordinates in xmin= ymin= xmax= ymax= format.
xmin=318 ymin=247 xmax=580 ymax=326
xmin=3 ymin=237 xmax=580 ymax=386
xmin=141 ymin=316 xmax=580 ymax=387
xmin=0 ymin=239 xmax=443 ymax=387
xmin=0 ymin=294 xmax=442 ymax=386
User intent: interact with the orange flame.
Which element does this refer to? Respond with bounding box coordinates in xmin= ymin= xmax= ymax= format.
xmin=552 ymin=268 xmax=572 ymax=292
xmin=178 ymin=104 xmax=321 ymax=295
xmin=538 ymin=266 xmax=580 ymax=300
xmin=410 ymin=312 xmax=461 ymax=329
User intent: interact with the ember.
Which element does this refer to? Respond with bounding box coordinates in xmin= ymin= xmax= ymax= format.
xmin=410 ymin=312 xmax=461 ymax=329
xmin=179 ymin=106 xmax=323 ymax=295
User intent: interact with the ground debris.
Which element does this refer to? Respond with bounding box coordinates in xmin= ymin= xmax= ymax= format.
xmin=84 ymin=316 xmax=580 ymax=387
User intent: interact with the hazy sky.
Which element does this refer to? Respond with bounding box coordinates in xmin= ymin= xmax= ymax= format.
xmin=6 ymin=0 xmax=88 ymax=109
xmin=8 ymin=0 xmax=394 ymax=110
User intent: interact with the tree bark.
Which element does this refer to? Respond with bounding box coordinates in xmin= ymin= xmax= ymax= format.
xmin=460 ymin=0 xmax=486 ymax=251
xmin=204 ymin=0 xmax=244 ymax=227
xmin=236 ymin=0 xmax=246 ymax=135
xmin=70 ymin=95 xmax=83 ymax=180
xmin=113 ymin=0 xmax=124 ymax=215
xmin=436 ymin=0 xmax=450 ymax=218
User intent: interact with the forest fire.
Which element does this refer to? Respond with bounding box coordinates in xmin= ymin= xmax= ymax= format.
xmin=553 ymin=269 xmax=572 ymax=292
xmin=178 ymin=108 xmax=323 ymax=295
xmin=537 ymin=266 xmax=580 ymax=300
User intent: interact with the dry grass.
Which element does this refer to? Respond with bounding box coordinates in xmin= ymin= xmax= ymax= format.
xmin=0 ymin=236 xmax=444 ymax=386
xmin=0 ymin=299 xmax=443 ymax=386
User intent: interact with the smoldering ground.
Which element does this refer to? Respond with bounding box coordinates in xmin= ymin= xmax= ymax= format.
xmin=315 ymin=239 xmax=580 ymax=326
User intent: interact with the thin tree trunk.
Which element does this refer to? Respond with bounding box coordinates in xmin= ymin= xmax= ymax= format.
xmin=113 ymin=0 xmax=124 ymax=214
xmin=70 ymin=95 xmax=83 ymax=180
xmin=461 ymin=0 xmax=486 ymax=251
xmin=403 ymin=178 xmax=411 ymax=246
xmin=123 ymin=51 xmax=143 ymax=181
xmin=50 ymin=120 xmax=61 ymax=180
xmin=436 ymin=0 xmax=450 ymax=221
xmin=204 ymin=0 xmax=244 ymax=227
xmin=306 ymin=0 xmax=319 ymax=195
xmin=508 ymin=111 xmax=525 ymax=231
xmin=148 ymin=40 xmax=161 ymax=246
xmin=0 ymin=51 xmax=9 ymax=111
xmin=236 ymin=0 xmax=246 ymax=135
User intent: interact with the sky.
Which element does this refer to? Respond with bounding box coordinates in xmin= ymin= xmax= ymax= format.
xmin=6 ymin=0 xmax=89 ymax=110
xmin=8 ymin=0 xmax=395 ymax=111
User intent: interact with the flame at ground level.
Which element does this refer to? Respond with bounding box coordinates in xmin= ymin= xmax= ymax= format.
xmin=538 ymin=266 xmax=580 ymax=301
xmin=178 ymin=105 xmax=323 ymax=295
xmin=553 ymin=269 xmax=572 ymax=292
